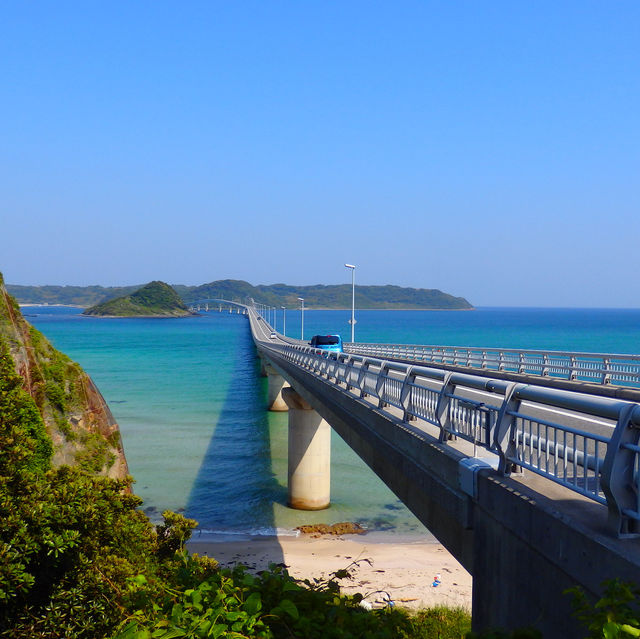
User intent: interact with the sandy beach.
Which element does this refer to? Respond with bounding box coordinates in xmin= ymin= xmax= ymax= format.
xmin=187 ymin=534 xmax=472 ymax=611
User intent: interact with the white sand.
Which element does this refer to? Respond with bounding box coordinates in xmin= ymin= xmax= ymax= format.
xmin=187 ymin=534 xmax=472 ymax=611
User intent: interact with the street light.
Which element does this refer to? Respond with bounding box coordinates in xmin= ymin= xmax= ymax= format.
xmin=345 ymin=263 xmax=356 ymax=343
xmin=297 ymin=297 xmax=305 ymax=340
xmin=281 ymin=306 xmax=286 ymax=336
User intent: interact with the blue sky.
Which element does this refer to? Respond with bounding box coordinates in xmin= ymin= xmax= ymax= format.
xmin=1 ymin=1 xmax=638 ymax=306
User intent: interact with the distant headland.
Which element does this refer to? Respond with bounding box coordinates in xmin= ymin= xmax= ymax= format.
xmin=7 ymin=279 xmax=473 ymax=311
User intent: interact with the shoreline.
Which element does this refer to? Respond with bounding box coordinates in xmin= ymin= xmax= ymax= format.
xmin=18 ymin=303 xmax=473 ymax=312
xmin=187 ymin=533 xmax=472 ymax=611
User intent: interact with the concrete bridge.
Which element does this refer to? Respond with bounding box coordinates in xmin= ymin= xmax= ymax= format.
xmin=228 ymin=302 xmax=640 ymax=637
xmin=188 ymin=298 xmax=248 ymax=314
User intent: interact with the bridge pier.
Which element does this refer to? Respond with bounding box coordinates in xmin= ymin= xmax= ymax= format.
xmin=266 ymin=365 xmax=290 ymax=411
xmin=282 ymin=387 xmax=331 ymax=510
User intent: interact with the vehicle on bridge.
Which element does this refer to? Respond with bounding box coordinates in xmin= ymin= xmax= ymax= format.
xmin=309 ymin=334 xmax=343 ymax=353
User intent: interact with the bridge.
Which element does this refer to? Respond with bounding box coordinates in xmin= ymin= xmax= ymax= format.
xmin=214 ymin=301 xmax=640 ymax=637
xmin=188 ymin=298 xmax=248 ymax=314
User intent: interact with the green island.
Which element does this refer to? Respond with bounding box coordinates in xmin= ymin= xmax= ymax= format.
xmin=82 ymin=281 xmax=193 ymax=318
xmin=8 ymin=279 xmax=473 ymax=310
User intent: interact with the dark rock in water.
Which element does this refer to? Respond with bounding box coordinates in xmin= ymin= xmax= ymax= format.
xmin=295 ymin=522 xmax=366 ymax=536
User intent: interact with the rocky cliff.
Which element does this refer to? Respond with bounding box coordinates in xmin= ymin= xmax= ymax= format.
xmin=0 ymin=272 xmax=129 ymax=480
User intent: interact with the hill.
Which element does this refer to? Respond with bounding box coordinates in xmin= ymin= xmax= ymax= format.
xmin=178 ymin=280 xmax=472 ymax=310
xmin=83 ymin=281 xmax=193 ymax=317
xmin=9 ymin=279 xmax=473 ymax=310
xmin=6 ymin=283 xmax=140 ymax=306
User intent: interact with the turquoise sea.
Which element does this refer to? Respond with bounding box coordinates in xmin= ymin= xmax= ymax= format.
xmin=25 ymin=306 xmax=640 ymax=540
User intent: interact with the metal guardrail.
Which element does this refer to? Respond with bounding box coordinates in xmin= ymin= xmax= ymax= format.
xmin=346 ymin=342 xmax=640 ymax=387
xmin=248 ymin=306 xmax=640 ymax=538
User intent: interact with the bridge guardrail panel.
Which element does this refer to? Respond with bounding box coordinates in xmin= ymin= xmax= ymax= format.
xmin=507 ymin=410 xmax=608 ymax=505
xmin=377 ymin=362 xmax=405 ymax=410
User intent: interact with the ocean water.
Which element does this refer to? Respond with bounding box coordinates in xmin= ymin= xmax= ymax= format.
xmin=25 ymin=306 xmax=640 ymax=540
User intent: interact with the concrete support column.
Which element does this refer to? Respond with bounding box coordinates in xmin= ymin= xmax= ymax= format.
xmin=266 ymin=366 xmax=290 ymax=411
xmin=282 ymin=387 xmax=331 ymax=510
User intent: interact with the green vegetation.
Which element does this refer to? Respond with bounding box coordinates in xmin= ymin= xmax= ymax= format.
xmin=0 ymin=339 xmax=52 ymax=474
xmin=28 ymin=325 xmax=84 ymax=413
xmin=568 ymin=580 xmax=640 ymax=638
xmin=113 ymin=562 xmax=471 ymax=639
xmin=83 ymin=281 xmax=192 ymax=317
xmin=9 ymin=279 xmax=473 ymax=310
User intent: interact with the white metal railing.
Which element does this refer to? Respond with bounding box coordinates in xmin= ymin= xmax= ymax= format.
xmin=347 ymin=342 xmax=640 ymax=387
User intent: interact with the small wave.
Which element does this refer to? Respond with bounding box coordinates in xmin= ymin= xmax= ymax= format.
xmin=192 ymin=527 xmax=301 ymax=540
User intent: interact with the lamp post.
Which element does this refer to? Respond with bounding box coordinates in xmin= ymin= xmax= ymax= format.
xmin=297 ymin=297 xmax=305 ymax=340
xmin=272 ymin=306 xmax=276 ymax=331
xmin=344 ymin=263 xmax=356 ymax=343
xmin=281 ymin=306 xmax=286 ymax=336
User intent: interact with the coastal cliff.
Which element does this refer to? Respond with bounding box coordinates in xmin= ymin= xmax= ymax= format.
xmin=0 ymin=272 xmax=129 ymax=479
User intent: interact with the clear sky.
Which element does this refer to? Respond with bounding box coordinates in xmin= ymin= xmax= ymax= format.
xmin=1 ymin=1 xmax=638 ymax=306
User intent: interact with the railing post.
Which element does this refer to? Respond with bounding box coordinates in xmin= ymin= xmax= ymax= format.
xmin=601 ymin=404 xmax=640 ymax=537
xmin=436 ymin=372 xmax=455 ymax=442
xmin=492 ymin=383 xmax=523 ymax=476
xmin=376 ymin=363 xmax=393 ymax=408
xmin=357 ymin=359 xmax=373 ymax=398
xmin=542 ymin=354 xmax=550 ymax=377
xmin=603 ymin=358 xmax=612 ymax=385
xmin=570 ymin=355 xmax=578 ymax=381
xmin=343 ymin=355 xmax=356 ymax=391
xmin=400 ymin=366 xmax=418 ymax=422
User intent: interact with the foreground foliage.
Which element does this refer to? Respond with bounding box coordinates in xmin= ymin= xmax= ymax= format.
xmin=113 ymin=562 xmax=418 ymax=639
xmin=568 ymin=580 xmax=640 ymax=639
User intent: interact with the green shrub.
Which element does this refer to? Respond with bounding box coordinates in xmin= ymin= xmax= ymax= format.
xmin=409 ymin=605 xmax=471 ymax=638
xmin=568 ymin=579 xmax=640 ymax=639
xmin=0 ymin=338 xmax=52 ymax=474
